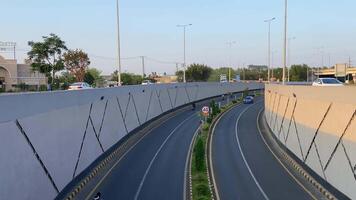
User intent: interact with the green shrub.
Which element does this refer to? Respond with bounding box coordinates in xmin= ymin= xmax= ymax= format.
xmin=196 ymin=184 xmax=210 ymax=196
xmin=232 ymin=100 xmax=238 ymax=104
xmin=202 ymin=123 xmax=209 ymax=131
xmin=194 ymin=137 xmax=205 ymax=172
xmin=39 ymin=85 xmax=48 ymax=91
xmin=207 ymin=117 xmax=213 ymax=124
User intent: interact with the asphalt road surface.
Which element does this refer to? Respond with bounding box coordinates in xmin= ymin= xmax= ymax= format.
xmin=83 ymin=96 xmax=232 ymax=200
xmin=211 ymin=100 xmax=316 ymax=200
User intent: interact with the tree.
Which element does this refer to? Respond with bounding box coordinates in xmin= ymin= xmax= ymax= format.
xmin=84 ymin=68 xmax=104 ymax=87
xmin=175 ymin=70 xmax=184 ymax=82
xmin=63 ymin=49 xmax=90 ymax=82
xmin=84 ymin=72 xmax=95 ymax=85
xmin=111 ymin=71 xmax=143 ymax=85
xmin=185 ymin=63 xmax=213 ymax=82
xmin=28 ymin=33 xmax=68 ymax=86
xmin=290 ymin=64 xmax=309 ymax=82
xmin=208 ymin=67 xmax=237 ymax=82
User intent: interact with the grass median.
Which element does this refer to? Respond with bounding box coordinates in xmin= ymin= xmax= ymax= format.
xmin=191 ymin=98 xmax=241 ymax=200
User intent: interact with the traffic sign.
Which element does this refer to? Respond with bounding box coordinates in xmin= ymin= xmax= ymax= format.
xmin=202 ymin=106 xmax=210 ymax=116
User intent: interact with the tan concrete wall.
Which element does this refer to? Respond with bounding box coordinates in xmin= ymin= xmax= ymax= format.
xmin=265 ymin=84 xmax=356 ymax=199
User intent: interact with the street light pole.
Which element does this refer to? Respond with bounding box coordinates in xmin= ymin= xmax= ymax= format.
xmin=288 ymin=37 xmax=296 ymax=82
xmin=116 ymin=0 xmax=122 ymax=86
xmin=177 ymin=24 xmax=192 ymax=83
xmin=227 ymin=41 xmax=237 ymax=82
xmin=264 ymin=17 xmax=275 ymax=83
xmin=283 ymin=0 xmax=288 ymax=85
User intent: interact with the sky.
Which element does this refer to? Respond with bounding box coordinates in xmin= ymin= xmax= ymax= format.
xmin=1 ymin=0 xmax=356 ymax=75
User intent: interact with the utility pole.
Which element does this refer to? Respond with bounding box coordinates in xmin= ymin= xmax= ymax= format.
xmin=288 ymin=37 xmax=296 ymax=82
xmin=141 ymin=56 xmax=145 ymax=78
xmin=226 ymin=41 xmax=236 ymax=82
xmin=282 ymin=0 xmax=288 ymax=85
xmin=177 ymin=24 xmax=192 ymax=83
xmin=116 ymin=0 xmax=122 ymax=86
xmin=264 ymin=17 xmax=275 ymax=82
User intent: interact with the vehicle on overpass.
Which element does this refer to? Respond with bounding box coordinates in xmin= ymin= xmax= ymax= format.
xmin=142 ymin=80 xmax=154 ymax=85
xmin=68 ymin=82 xmax=93 ymax=90
xmin=312 ymin=78 xmax=344 ymax=87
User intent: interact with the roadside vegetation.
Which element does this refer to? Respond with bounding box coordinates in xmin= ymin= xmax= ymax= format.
xmin=191 ymin=98 xmax=241 ymax=200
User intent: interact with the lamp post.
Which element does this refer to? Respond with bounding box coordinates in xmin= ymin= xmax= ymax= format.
xmin=288 ymin=36 xmax=296 ymax=82
xmin=177 ymin=24 xmax=192 ymax=83
xmin=283 ymin=0 xmax=288 ymax=85
xmin=264 ymin=17 xmax=275 ymax=82
xmin=116 ymin=0 xmax=122 ymax=86
xmin=227 ymin=41 xmax=237 ymax=82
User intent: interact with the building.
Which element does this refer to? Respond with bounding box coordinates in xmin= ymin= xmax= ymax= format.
xmin=0 ymin=55 xmax=47 ymax=91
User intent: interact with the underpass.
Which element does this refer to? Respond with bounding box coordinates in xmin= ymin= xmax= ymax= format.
xmin=211 ymin=100 xmax=321 ymax=200
xmin=0 ymin=82 xmax=355 ymax=200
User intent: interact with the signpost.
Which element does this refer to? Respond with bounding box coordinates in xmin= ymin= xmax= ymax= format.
xmin=202 ymin=106 xmax=210 ymax=122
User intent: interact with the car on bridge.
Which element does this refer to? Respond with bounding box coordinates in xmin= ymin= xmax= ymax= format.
xmin=68 ymin=82 xmax=93 ymax=90
xmin=243 ymin=96 xmax=254 ymax=104
xmin=312 ymin=78 xmax=344 ymax=87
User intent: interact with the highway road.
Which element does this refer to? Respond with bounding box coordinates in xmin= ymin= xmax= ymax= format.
xmin=82 ymin=96 xmax=231 ymax=200
xmin=211 ymin=100 xmax=317 ymax=200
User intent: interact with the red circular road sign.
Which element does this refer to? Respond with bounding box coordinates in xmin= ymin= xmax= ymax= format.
xmin=202 ymin=106 xmax=210 ymax=116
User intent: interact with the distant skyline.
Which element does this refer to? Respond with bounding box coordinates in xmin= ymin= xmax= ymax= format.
xmin=1 ymin=0 xmax=356 ymax=75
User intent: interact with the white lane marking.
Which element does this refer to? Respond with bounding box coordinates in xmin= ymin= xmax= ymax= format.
xmin=85 ymin=110 xmax=187 ymax=200
xmin=183 ymin=125 xmax=201 ymax=200
xmin=210 ymin=103 xmax=244 ymax=200
xmin=235 ymin=101 xmax=270 ymax=200
xmin=134 ymin=113 xmax=198 ymax=200
xmin=256 ymin=109 xmax=317 ymax=200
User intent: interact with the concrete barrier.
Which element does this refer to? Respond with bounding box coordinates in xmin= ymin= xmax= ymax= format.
xmin=0 ymin=82 xmax=263 ymax=200
xmin=265 ymin=84 xmax=356 ymax=199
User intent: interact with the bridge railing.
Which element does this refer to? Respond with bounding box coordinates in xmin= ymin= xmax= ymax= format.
xmin=0 ymin=82 xmax=263 ymax=200
xmin=265 ymin=84 xmax=356 ymax=199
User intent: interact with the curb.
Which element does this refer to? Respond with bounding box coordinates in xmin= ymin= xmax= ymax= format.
xmin=258 ymin=109 xmax=337 ymax=200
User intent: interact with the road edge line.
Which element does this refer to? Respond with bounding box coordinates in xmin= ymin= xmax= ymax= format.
xmin=234 ymin=101 xmax=270 ymax=200
xmin=257 ymin=108 xmax=337 ymax=200
xmin=185 ymin=124 xmax=201 ymax=200
xmin=208 ymin=102 xmax=244 ymax=200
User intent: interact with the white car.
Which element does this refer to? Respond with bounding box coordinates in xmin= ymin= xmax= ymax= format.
xmin=68 ymin=82 xmax=93 ymax=90
xmin=312 ymin=78 xmax=344 ymax=87
xmin=142 ymin=80 xmax=153 ymax=85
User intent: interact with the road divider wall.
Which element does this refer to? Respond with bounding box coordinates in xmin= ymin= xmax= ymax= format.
xmin=265 ymin=84 xmax=356 ymax=199
xmin=0 ymin=82 xmax=263 ymax=200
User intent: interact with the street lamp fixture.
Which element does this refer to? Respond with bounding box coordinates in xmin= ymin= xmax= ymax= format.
xmin=264 ymin=17 xmax=276 ymax=83
xmin=177 ymin=24 xmax=192 ymax=83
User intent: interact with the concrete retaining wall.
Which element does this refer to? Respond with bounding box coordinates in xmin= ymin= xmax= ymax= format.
xmin=0 ymin=82 xmax=263 ymax=200
xmin=265 ymin=84 xmax=356 ymax=199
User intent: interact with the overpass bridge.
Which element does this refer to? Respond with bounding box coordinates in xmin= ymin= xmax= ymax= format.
xmin=0 ymin=82 xmax=355 ymax=200
xmin=315 ymin=67 xmax=356 ymax=81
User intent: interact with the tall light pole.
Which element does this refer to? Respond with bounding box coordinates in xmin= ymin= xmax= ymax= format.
xmin=288 ymin=36 xmax=296 ymax=82
xmin=283 ymin=0 xmax=288 ymax=85
xmin=116 ymin=0 xmax=122 ymax=86
xmin=227 ymin=41 xmax=237 ymax=82
xmin=177 ymin=24 xmax=192 ymax=83
xmin=271 ymin=50 xmax=276 ymax=79
xmin=264 ymin=17 xmax=275 ymax=82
